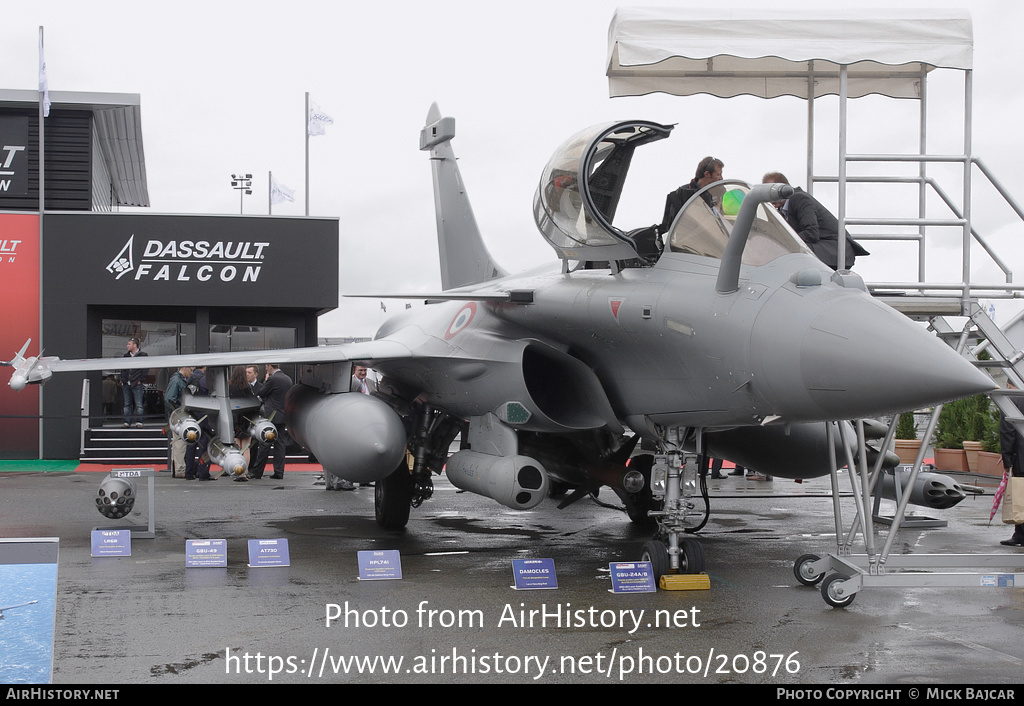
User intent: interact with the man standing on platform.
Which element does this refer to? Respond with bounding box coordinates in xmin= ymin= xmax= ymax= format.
xmin=120 ymin=337 xmax=149 ymax=428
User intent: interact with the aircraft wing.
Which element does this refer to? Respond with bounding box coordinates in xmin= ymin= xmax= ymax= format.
xmin=5 ymin=339 xmax=414 ymax=389
xmin=346 ymin=292 xmax=517 ymax=302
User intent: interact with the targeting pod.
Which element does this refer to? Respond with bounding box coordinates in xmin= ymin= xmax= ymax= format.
xmin=169 ymin=407 xmax=202 ymax=444
xmin=246 ymin=416 xmax=278 ymax=445
xmin=445 ymin=450 xmax=549 ymax=510
xmin=208 ymin=438 xmax=247 ymax=477
xmin=95 ymin=476 xmax=136 ymax=520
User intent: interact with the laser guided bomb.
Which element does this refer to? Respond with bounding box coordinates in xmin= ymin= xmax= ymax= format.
xmin=207 ymin=438 xmax=248 ymax=477
xmin=245 ymin=415 xmax=278 ymax=445
xmin=168 ymin=407 xmax=203 ymax=444
xmin=95 ymin=476 xmax=135 ymax=519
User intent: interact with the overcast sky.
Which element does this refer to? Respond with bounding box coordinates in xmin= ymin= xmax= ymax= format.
xmin=4 ymin=0 xmax=1024 ymax=337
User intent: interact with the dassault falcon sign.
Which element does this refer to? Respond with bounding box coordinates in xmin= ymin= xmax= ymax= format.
xmin=43 ymin=212 xmax=338 ymax=309
xmin=105 ymin=234 xmax=270 ymax=282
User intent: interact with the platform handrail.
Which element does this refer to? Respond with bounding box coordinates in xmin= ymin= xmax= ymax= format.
xmin=814 ymin=154 xmax=1020 ymax=287
xmin=80 ymin=378 xmax=89 ymax=456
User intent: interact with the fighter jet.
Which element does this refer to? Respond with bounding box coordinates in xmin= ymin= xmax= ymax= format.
xmin=5 ymin=105 xmax=995 ymax=577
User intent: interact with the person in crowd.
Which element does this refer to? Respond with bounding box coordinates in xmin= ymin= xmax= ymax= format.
xmin=164 ymin=365 xmax=193 ymax=478
xmin=120 ymin=337 xmax=149 ymax=428
xmin=249 ymin=364 xmax=292 ymax=480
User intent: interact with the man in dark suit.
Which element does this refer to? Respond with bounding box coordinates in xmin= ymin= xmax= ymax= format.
xmin=249 ymin=363 xmax=292 ymax=480
xmin=762 ymin=172 xmax=869 ymax=271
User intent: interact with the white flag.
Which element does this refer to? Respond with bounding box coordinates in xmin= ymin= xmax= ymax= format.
xmin=308 ymin=99 xmax=333 ymax=136
xmin=270 ymin=174 xmax=295 ymax=204
xmin=38 ymin=29 xmax=50 ymax=118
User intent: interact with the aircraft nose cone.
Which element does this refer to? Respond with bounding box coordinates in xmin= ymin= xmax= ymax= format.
xmin=754 ymin=290 xmax=995 ymax=421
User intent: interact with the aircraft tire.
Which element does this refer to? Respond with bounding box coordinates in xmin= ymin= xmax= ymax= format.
xmin=375 ymin=461 xmax=413 ymax=530
xmin=640 ymin=539 xmax=670 ymax=580
xmin=820 ymin=573 xmax=856 ymax=608
xmin=679 ymin=537 xmax=705 ymax=574
xmin=793 ymin=553 xmax=824 ymax=586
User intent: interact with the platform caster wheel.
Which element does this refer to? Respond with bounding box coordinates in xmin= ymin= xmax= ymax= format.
xmin=375 ymin=461 xmax=412 ymax=530
xmin=679 ymin=537 xmax=705 ymax=574
xmin=640 ymin=539 xmax=670 ymax=580
xmin=794 ymin=553 xmax=824 ymax=586
xmin=820 ymin=573 xmax=856 ymax=608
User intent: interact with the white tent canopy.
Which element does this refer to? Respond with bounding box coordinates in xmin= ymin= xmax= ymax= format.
xmin=607 ymin=7 xmax=974 ymax=100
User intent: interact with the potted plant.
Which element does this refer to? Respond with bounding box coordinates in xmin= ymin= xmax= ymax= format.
xmin=978 ymin=400 xmax=1005 ymax=477
xmin=893 ymin=411 xmax=922 ymax=464
xmin=933 ymin=394 xmax=990 ymax=472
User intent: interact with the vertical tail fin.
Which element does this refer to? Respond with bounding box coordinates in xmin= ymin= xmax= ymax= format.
xmin=420 ymin=103 xmax=507 ymax=290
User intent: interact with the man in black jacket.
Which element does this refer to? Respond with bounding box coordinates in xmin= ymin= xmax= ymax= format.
xmin=120 ymin=337 xmax=149 ymax=428
xmin=249 ymin=363 xmax=292 ymax=480
xmin=659 ymin=156 xmax=724 ymax=236
xmin=762 ymin=172 xmax=869 ymax=270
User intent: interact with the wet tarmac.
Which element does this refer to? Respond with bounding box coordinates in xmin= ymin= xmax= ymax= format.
xmin=0 ymin=466 xmax=1022 ymax=685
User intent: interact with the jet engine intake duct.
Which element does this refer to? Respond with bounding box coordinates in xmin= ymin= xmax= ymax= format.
xmin=520 ymin=343 xmax=618 ymax=432
xmin=444 ymin=450 xmax=549 ymax=510
xmin=286 ymin=384 xmax=407 ymax=483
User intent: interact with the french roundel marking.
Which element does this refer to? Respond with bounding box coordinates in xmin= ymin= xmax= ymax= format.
xmin=445 ymin=302 xmax=477 ymax=340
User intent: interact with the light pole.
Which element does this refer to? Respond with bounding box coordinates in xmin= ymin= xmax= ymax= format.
xmin=231 ymin=173 xmax=252 ymax=214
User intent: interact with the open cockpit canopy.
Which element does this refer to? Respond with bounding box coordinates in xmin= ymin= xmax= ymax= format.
xmin=533 ymin=120 xmax=672 ymax=264
xmin=532 ymin=119 xmax=809 ymax=269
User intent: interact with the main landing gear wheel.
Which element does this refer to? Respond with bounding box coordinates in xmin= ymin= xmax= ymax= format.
xmin=820 ymin=573 xmax=856 ymax=608
xmin=375 ymin=461 xmax=412 ymax=530
xmin=793 ymin=553 xmax=825 ymax=586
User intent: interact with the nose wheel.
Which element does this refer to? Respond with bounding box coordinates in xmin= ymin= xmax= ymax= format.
xmin=640 ymin=536 xmax=706 ymax=580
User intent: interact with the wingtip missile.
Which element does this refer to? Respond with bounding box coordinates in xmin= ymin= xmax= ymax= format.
xmin=5 ymin=340 xmax=54 ymax=391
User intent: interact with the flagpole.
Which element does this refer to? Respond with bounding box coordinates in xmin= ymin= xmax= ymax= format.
xmin=38 ymin=26 xmax=46 ymax=460
xmin=268 ymin=170 xmax=272 ymax=215
xmin=304 ymin=92 xmax=309 ymax=216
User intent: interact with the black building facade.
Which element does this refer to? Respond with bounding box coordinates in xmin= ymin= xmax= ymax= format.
xmin=0 ymin=91 xmax=339 ymax=460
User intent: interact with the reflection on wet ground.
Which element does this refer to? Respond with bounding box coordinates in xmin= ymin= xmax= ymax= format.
xmin=0 ymin=467 xmax=1021 ymax=684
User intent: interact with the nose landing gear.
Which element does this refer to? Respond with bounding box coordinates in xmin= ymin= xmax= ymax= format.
xmin=638 ymin=427 xmax=710 ymax=586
